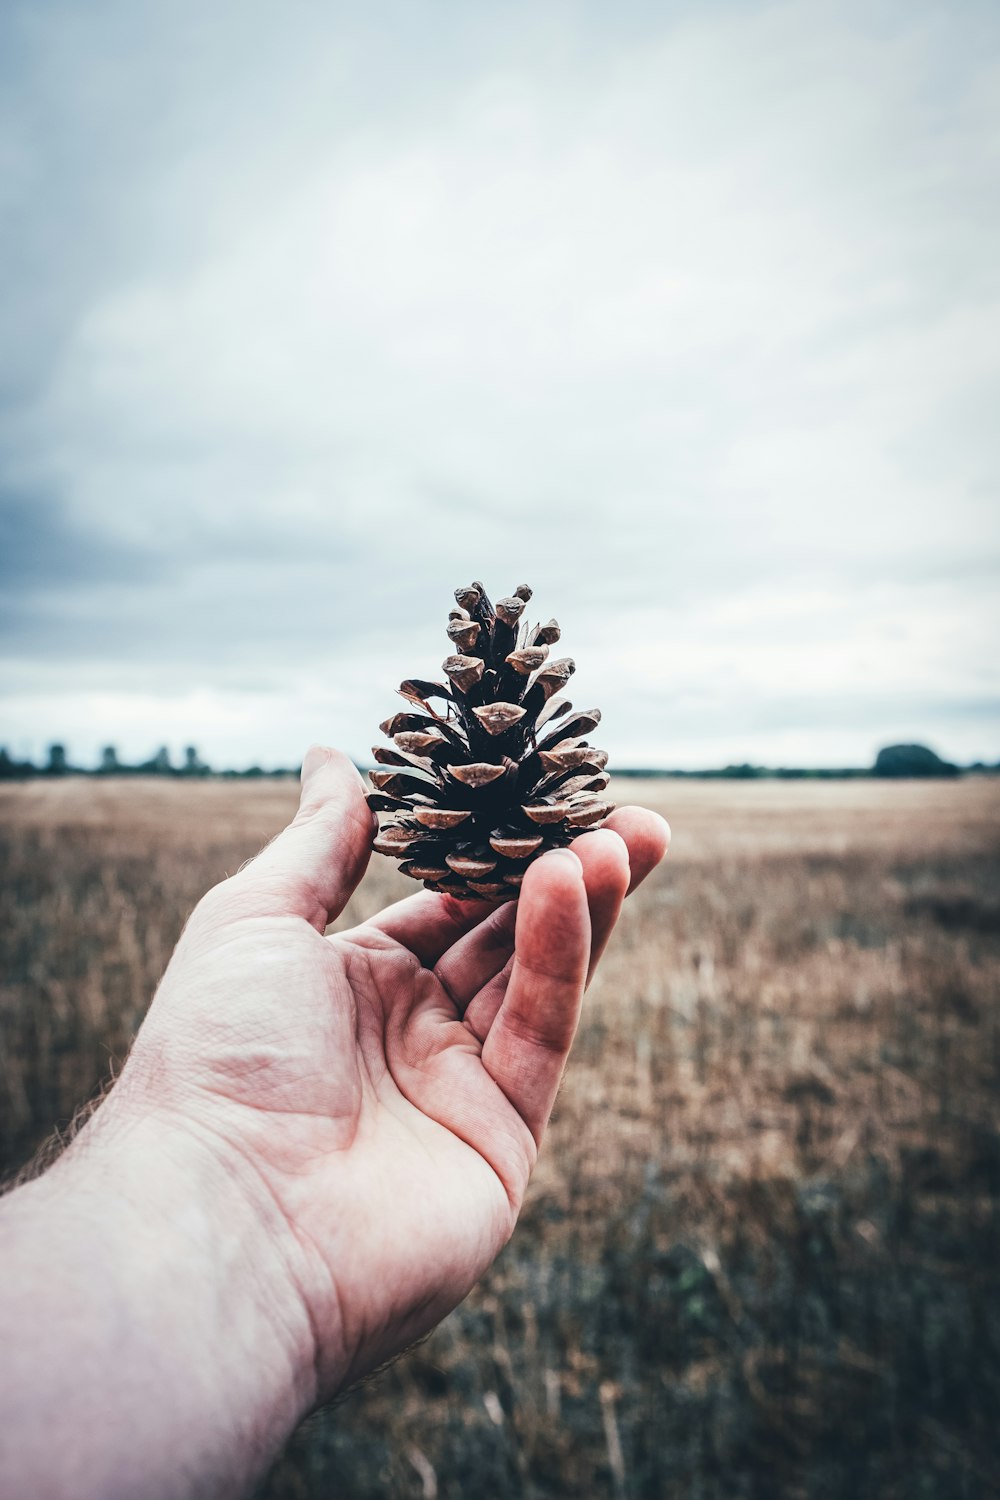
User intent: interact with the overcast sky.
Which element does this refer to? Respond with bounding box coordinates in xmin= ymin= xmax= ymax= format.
xmin=2 ymin=0 xmax=998 ymax=770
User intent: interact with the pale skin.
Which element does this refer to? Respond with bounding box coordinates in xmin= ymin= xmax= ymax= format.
xmin=0 ymin=746 xmax=669 ymax=1500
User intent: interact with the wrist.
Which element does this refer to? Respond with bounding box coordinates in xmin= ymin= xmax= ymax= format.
xmin=75 ymin=1098 xmax=323 ymax=1415
xmin=1 ymin=1100 xmax=320 ymax=1499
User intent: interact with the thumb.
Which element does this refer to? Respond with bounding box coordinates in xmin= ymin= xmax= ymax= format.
xmin=227 ymin=745 xmax=375 ymax=930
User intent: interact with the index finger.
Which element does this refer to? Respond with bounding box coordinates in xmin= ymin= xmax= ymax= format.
xmin=359 ymin=888 xmax=504 ymax=967
xmin=480 ymin=848 xmax=591 ymax=1144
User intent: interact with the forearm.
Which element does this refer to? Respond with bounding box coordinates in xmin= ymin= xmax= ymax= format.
xmin=0 ymin=1108 xmax=316 ymax=1500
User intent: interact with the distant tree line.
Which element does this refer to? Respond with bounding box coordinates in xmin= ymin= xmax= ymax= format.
xmin=0 ymin=740 xmax=994 ymax=783
xmin=0 ymin=745 xmax=298 ymax=781
xmin=618 ymin=744 xmax=983 ymax=780
xmin=599 ymin=744 xmax=996 ymax=779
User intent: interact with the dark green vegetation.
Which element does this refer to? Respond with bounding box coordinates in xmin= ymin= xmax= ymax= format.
xmin=1 ymin=778 xmax=998 ymax=1498
xmin=3 ymin=741 xmax=992 ymax=782
xmin=0 ymin=742 xmax=278 ymax=779
xmin=873 ymin=744 xmax=959 ymax=778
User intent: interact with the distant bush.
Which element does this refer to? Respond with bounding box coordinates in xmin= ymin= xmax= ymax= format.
xmin=874 ymin=743 xmax=959 ymax=778
xmin=0 ymin=748 xmax=36 ymax=780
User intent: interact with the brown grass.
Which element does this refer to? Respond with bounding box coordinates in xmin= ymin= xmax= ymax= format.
xmin=2 ymin=776 xmax=999 ymax=1498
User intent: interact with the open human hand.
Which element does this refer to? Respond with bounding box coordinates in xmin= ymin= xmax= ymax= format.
xmin=0 ymin=745 xmax=668 ymax=1500
xmin=122 ymin=746 xmax=669 ymax=1399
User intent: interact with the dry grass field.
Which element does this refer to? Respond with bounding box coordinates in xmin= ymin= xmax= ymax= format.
xmin=1 ymin=775 xmax=999 ymax=1498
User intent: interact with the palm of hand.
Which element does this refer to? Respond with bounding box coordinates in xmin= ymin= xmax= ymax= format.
xmin=145 ymin=907 xmax=554 ymax=1390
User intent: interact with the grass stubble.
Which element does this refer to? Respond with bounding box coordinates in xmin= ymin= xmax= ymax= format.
xmin=0 ymin=776 xmax=998 ymax=1499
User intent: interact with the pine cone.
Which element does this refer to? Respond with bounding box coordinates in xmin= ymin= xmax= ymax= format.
xmin=367 ymin=581 xmax=613 ymax=899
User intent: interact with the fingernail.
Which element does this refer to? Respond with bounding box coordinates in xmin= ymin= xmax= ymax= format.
xmin=300 ymin=744 xmax=331 ymax=788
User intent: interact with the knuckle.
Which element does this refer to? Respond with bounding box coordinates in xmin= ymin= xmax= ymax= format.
xmin=503 ymin=1005 xmax=568 ymax=1055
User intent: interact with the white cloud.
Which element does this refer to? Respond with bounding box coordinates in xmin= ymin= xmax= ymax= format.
xmin=1 ymin=0 xmax=998 ymax=766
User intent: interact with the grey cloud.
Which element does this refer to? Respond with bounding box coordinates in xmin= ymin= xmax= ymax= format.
xmin=0 ymin=489 xmax=164 ymax=593
xmin=1 ymin=0 xmax=998 ymax=765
